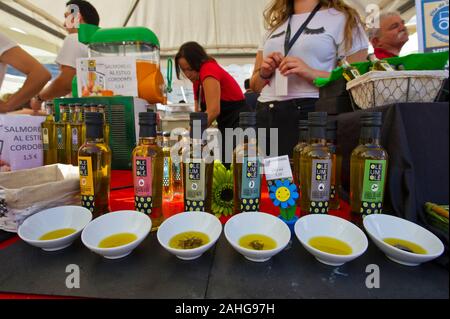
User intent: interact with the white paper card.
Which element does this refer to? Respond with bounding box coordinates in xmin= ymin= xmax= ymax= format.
xmin=77 ymin=56 xmax=138 ymax=98
xmin=275 ymin=69 xmax=288 ymax=96
xmin=263 ymin=155 xmax=293 ymax=181
xmin=0 ymin=114 xmax=45 ymax=171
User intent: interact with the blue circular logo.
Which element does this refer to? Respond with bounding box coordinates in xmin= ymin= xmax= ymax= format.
xmin=433 ymin=7 xmax=449 ymax=36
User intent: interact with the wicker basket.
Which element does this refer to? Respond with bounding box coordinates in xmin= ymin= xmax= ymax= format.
xmin=0 ymin=164 xmax=80 ymax=232
xmin=346 ymin=70 xmax=449 ymax=110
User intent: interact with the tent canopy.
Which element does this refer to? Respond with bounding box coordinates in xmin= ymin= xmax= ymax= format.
xmin=0 ymin=0 xmax=417 ymax=60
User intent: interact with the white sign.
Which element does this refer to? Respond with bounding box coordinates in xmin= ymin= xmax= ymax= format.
xmin=263 ymin=155 xmax=293 ymax=181
xmin=76 ymin=57 xmax=138 ymax=98
xmin=0 ymin=115 xmax=45 ymax=171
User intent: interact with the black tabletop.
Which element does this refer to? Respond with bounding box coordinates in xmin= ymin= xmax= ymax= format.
xmin=0 ymin=233 xmax=448 ymax=299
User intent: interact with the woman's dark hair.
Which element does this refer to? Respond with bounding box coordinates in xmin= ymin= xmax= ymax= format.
xmin=66 ymin=0 xmax=100 ymax=26
xmin=175 ymin=42 xmax=214 ymax=79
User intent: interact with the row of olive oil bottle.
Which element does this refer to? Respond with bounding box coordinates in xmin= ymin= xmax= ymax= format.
xmin=77 ymin=109 xmax=388 ymax=231
xmin=41 ymin=102 xmax=110 ymax=166
xmin=292 ymin=111 xmax=389 ymax=225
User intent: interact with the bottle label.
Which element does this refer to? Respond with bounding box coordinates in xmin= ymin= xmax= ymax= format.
xmin=330 ymin=154 xmax=337 ymax=201
xmin=79 ymin=156 xmax=95 ymax=213
xmin=185 ymin=160 xmax=205 ymax=211
xmin=310 ymin=159 xmax=332 ymax=214
xmin=42 ymin=128 xmax=49 ymax=151
xmin=133 ymin=157 xmax=153 ymax=215
xmin=163 ymin=157 xmax=170 ymax=187
xmin=71 ymin=127 xmax=79 ymax=150
xmin=240 ymin=157 xmax=261 ymax=212
xmin=360 ymin=160 xmax=387 ymax=215
xmin=56 ymin=126 xmax=65 ymax=150
xmin=173 ymin=161 xmax=182 ymax=181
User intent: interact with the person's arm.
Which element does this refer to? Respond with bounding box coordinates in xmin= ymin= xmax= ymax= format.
xmin=30 ymin=65 xmax=76 ymax=111
xmin=278 ymin=48 xmax=368 ymax=83
xmin=250 ymin=51 xmax=283 ymax=93
xmin=0 ymin=47 xmax=51 ymax=113
xmin=202 ymin=77 xmax=221 ymax=127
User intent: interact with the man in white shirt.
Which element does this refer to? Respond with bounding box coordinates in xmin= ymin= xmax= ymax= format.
xmin=30 ymin=0 xmax=99 ymax=110
xmin=0 ymin=33 xmax=51 ymax=113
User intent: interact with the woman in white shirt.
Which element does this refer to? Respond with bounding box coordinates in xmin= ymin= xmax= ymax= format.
xmin=0 ymin=33 xmax=51 ymax=113
xmin=250 ymin=0 xmax=368 ymax=157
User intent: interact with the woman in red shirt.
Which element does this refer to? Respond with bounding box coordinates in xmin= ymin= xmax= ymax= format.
xmin=175 ymin=42 xmax=250 ymax=163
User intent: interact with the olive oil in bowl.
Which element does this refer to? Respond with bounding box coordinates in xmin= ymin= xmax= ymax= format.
xmin=308 ymin=236 xmax=353 ymax=255
xmin=98 ymin=233 xmax=138 ymax=249
xmin=39 ymin=228 xmax=77 ymax=241
xmin=239 ymin=234 xmax=277 ymax=251
xmin=169 ymin=231 xmax=210 ymax=250
xmin=383 ymin=238 xmax=427 ymax=255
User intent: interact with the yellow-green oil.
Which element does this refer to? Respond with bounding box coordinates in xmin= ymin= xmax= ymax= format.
xmin=98 ymin=233 xmax=137 ymax=248
xmin=239 ymin=234 xmax=277 ymax=251
xmin=39 ymin=228 xmax=76 ymax=240
xmin=169 ymin=231 xmax=210 ymax=249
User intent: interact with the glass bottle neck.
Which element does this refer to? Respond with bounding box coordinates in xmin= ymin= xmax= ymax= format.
xmin=360 ymin=126 xmax=381 ymax=145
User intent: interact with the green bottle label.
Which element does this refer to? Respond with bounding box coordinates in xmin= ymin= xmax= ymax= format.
xmin=185 ymin=160 xmax=205 ymax=211
xmin=42 ymin=128 xmax=49 ymax=151
xmin=240 ymin=157 xmax=261 ymax=212
xmin=56 ymin=127 xmax=65 ymax=150
xmin=163 ymin=157 xmax=170 ymax=187
xmin=361 ymin=160 xmax=386 ymax=215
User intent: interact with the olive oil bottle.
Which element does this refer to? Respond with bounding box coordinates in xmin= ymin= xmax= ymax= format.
xmin=293 ymin=120 xmax=309 ymax=187
xmin=97 ymin=104 xmax=110 ymax=145
xmin=183 ymin=112 xmax=214 ymax=213
xmin=300 ymin=112 xmax=332 ymax=214
xmin=326 ymin=119 xmax=342 ymax=210
xmin=78 ymin=112 xmax=112 ymax=218
xmin=337 ymin=57 xmax=361 ymax=81
xmin=41 ymin=101 xmax=57 ymax=165
xmin=132 ymin=112 xmax=164 ymax=230
xmin=162 ymin=131 xmax=174 ymax=201
xmin=350 ymin=112 xmax=388 ymax=226
xmin=233 ymin=112 xmax=262 ymax=213
xmin=70 ymin=103 xmax=84 ymax=166
xmin=55 ymin=104 xmax=71 ymax=164
xmin=367 ymin=54 xmax=395 ymax=71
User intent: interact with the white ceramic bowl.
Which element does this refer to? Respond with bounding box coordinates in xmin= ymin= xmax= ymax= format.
xmin=81 ymin=210 xmax=151 ymax=259
xmin=363 ymin=214 xmax=444 ymax=266
xmin=157 ymin=211 xmax=222 ymax=260
xmin=18 ymin=206 xmax=92 ymax=251
xmin=224 ymin=212 xmax=291 ymax=262
xmin=295 ymin=214 xmax=368 ymax=266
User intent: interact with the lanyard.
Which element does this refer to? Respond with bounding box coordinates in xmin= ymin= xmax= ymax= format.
xmin=284 ymin=3 xmax=322 ymax=56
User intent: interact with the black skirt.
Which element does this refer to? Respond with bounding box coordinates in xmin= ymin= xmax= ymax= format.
xmin=256 ymin=98 xmax=317 ymax=158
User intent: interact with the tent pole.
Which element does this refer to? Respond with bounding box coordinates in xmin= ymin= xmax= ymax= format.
xmin=123 ymin=0 xmax=140 ymax=27
xmin=12 ymin=0 xmax=65 ymax=30
xmin=0 ymin=1 xmax=65 ymax=40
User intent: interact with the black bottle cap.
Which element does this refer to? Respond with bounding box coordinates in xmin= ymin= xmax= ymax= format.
xmin=85 ymin=112 xmax=104 ymax=139
xmin=85 ymin=112 xmax=103 ymax=125
xmin=361 ymin=112 xmax=382 ymax=127
xmin=239 ymin=112 xmax=257 ymax=128
xmin=326 ymin=118 xmax=337 ymax=140
xmin=190 ymin=112 xmax=208 ymax=139
xmin=163 ymin=131 xmax=171 ymax=138
xmin=139 ymin=111 xmax=157 ymax=126
xmin=308 ymin=112 xmax=327 ymax=127
xmin=298 ymin=119 xmax=308 ymax=130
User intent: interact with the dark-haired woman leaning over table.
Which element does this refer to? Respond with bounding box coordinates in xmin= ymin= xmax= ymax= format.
xmin=250 ymin=0 xmax=369 ymax=157
xmin=175 ymin=42 xmax=250 ymax=165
